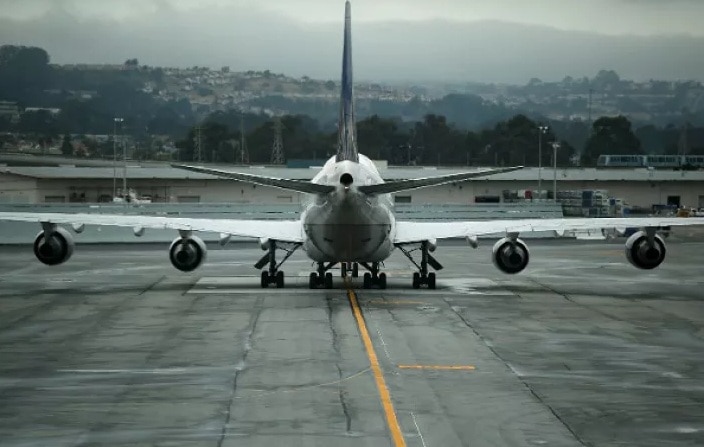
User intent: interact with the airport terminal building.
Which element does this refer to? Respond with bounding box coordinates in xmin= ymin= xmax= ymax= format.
xmin=1 ymin=165 xmax=703 ymax=211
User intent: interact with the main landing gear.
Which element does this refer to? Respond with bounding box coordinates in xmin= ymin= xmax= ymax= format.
xmin=359 ymin=262 xmax=386 ymax=289
xmin=340 ymin=262 xmax=359 ymax=278
xmin=309 ymin=261 xmax=383 ymax=289
xmin=309 ymin=262 xmax=337 ymax=289
xmin=255 ymin=240 xmax=301 ymax=288
xmin=397 ymin=241 xmax=442 ymax=289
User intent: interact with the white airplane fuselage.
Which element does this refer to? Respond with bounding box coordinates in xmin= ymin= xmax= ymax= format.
xmin=301 ymin=154 xmax=395 ymax=262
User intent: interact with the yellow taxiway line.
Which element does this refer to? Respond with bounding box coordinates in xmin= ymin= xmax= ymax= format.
xmin=345 ymin=278 xmax=406 ymax=447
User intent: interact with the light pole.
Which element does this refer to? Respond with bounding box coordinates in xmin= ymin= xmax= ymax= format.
xmin=112 ymin=117 xmax=123 ymax=199
xmin=552 ymin=142 xmax=561 ymax=202
xmin=537 ymin=125 xmax=548 ymax=199
xmin=123 ymin=135 xmax=128 ymax=202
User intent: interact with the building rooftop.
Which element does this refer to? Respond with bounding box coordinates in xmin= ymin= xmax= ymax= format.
xmin=2 ymin=166 xmax=704 ymax=182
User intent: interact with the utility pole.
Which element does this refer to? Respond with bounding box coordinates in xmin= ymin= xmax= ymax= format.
xmin=552 ymin=142 xmax=560 ymax=202
xmin=122 ymin=132 xmax=127 ymax=202
xmin=112 ymin=117 xmax=123 ymax=199
xmin=678 ymin=122 xmax=689 ymax=156
xmin=239 ymin=113 xmax=249 ymax=164
xmin=588 ymin=88 xmax=593 ymax=126
xmin=270 ymin=116 xmax=285 ymax=165
xmin=537 ymin=125 xmax=548 ymax=199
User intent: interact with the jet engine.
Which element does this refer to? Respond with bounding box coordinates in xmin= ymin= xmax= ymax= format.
xmin=169 ymin=235 xmax=207 ymax=272
xmin=625 ymin=231 xmax=666 ymax=270
xmin=33 ymin=227 xmax=75 ymax=266
xmin=492 ymin=237 xmax=530 ymax=274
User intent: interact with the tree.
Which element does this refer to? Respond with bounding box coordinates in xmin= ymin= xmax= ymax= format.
xmin=0 ymin=45 xmax=51 ymax=100
xmin=592 ymin=70 xmax=621 ymax=91
xmin=582 ymin=115 xmax=641 ymax=164
xmin=357 ymin=115 xmax=403 ymax=160
xmin=60 ymin=134 xmax=73 ymax=156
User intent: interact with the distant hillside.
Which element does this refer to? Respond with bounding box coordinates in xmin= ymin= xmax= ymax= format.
xmin=1 ymin=8 xmax=703 ymax=84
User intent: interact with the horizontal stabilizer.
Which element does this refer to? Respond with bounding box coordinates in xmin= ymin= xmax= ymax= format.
xmin=173 ymin=164 xmax=335 ymax=195
xmin=358 ymin=166 xmax=523 ymax=195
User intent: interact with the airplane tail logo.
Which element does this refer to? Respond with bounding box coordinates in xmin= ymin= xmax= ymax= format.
xmin=336 ymin=1 xmax=359 ymax=163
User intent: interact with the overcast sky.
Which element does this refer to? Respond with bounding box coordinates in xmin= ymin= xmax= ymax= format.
xmin=2 ymin=0 xmax=704 ymax=36
xmin=2 ymin=1 xmax=704 ymax=83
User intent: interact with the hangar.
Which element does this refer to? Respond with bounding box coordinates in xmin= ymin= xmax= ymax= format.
xmin=1 ymin=165 xmax=703 ymax=211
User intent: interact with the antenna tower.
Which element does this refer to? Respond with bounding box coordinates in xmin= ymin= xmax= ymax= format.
xmin=239 ymin=113 xmax=249 ymax=164
xmin=193 ymin=125 xmax=202 ymax=162
xmin=270 ymin=116 xmax=285 ymax=164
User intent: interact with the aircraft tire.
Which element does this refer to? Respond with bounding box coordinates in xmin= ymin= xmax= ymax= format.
xmin=261 ymin=271 xmax=269 ymax=288
xmin=363 ymin=272 xmax=372 ymax=289
xmin=325 ymin=272 xmax=333 ymax=289
xmin=309 ymin=272 xmax=318 ymax=289
xmin=412 ymin=272 xmax=420 ymax=289
xmin=276 ymin=271 xmax=284 ymax=288
xmin=341 ymin=263 xmax=347 ymax=277
xmin=352 ymin=263 xmax=359 ymax=277
xmin=428 ymin=272 xmax=436 ymax=289
xmin=378 ymin=272 xmax=387 ymax=289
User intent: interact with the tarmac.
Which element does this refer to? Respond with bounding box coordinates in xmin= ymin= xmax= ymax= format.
xmin=1 ymin=239 xmax=703 ymax=447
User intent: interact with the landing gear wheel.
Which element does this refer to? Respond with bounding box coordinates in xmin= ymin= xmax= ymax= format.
xmin=309 ymin=272 xmax=318 ymax=289
xmin=363 ymin=272 xmax=372 ymax=289
xmin=275 ymin=271 xmax=284 ymax=288
xmin=352 ymin=263 xmax=359 ymax=278
xmin=324 ymin=272 xmax=333 ymax=289
xmin=378 ymin=272 xmax=387 ymax=289
xmin=398 ymin=240 xmax=442 ymax=291
xmin=341 ymin=263 xmax=347 ymax=277
xmin=261 ymin=271 xmax=269 ymax=288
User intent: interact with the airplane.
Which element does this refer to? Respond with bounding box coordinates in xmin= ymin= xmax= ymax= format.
xmin=2 ymin=1 xmax=704 ymax=290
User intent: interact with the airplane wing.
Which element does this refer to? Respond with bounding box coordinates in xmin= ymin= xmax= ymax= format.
xmin=358 ymin=166 xmax=523 ymax=195
xmin=173 ymin=164 xmax=334 ymax=195
xmin=0 ymin=212 xmax=304 ymax=243
xmin=394 ymin=217 xmax=704 ymax=244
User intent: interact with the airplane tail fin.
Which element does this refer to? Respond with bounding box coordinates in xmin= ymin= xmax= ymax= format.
xmin=335 ymin=1 xmax=359 ymax=163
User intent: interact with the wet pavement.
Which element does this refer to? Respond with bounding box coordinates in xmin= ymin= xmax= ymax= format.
xmin=1 ymin=239 xmax=703 ymax=446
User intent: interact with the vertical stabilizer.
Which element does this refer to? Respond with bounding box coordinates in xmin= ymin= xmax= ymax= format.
xmin=336 ymin=1 xmax=359 ymax=162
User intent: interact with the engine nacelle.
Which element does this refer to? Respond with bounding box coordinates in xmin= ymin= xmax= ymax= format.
xmin=625 ymin=231 xmax=666 ymax=270
xmin=169 ymin=235 xmax=207 ymax=272
xmin=492 ymin=237 xmax=530 ymax=274
xmin=34 ymin=227 xmax=75 ymax=266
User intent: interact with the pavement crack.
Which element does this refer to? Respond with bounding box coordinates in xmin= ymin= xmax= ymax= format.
xmin=443 ymin=297 xmax=589 ymax=447
xmin=138 ymin=275 xmax=166 ymax=295
xmin=217 ymin=296 xmax=262 ymax=447
xmin=527 ymin=277 xmax=630 ymax=324
xmin=337 ymin=364 xmax=353 ymax=433
xmin=326 ymin=294 xmax=353 ymax=434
